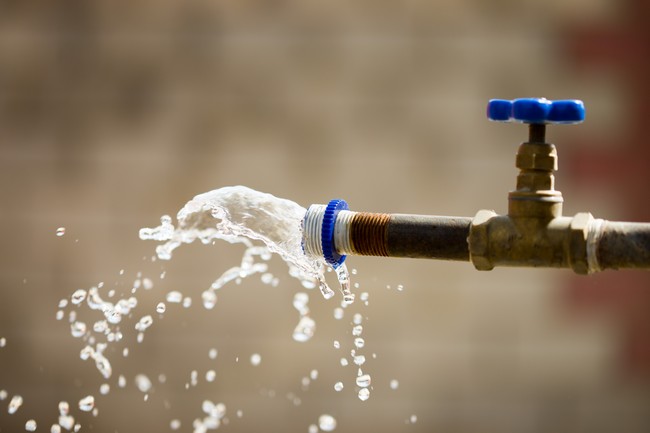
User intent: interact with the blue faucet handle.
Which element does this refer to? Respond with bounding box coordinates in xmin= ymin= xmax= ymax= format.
xmin=487 ymin=98 xmax=585 ymax=124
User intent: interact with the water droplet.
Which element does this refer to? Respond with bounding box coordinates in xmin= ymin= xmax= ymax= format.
xmin=0 ymin=390 xmax=7 ymax=400
xmin=94 ymin=353 xmax=112 ymax=379
xmin=143 ymin=278 xmax=153 ymax=290
xmin=356 ymin=374 xmax=371 ymax=388
xmin=208 ymin=348 xmax=218 ymax=359
xmin=202 ymin=399 xmax=214 ymax=414
xmin=409 ymin=415 xmax=418 ymax=423
xmin=390 ymin=379 xmax=399 ymax=390
xmin=51 ymin=424 xmax=62 ymax=433
xmin=123 ymin=348 xmax=129 ymax=357
xmin=340 ymin=358 xmax=349 ymax=367
xmin=202 ymin=290 xmax=217 ymax=309
xmin=58 ymin=299 xmax=68 ymax=308
xmin=170 ymin=419 xmax=181 ymax=430
xmin=292 ymin=316 xmax=315 ymax=342
xmin=358 ymin=388 xmax=370 ymax=401
xmin=156 ymin=302 xmax=166 ymax=314
xmin=70 ymin=321 xmax=86 ymax=338
xmin=71 ymin=289 xmax=87 ymax=305
xmin=78 ymin=395 xmax=95 ymax=412
xmin=308 ymin=424 xmax=318 ymax=433
xmin=58 ymin=401 xmax=69 ymax=415
xmin=250 ymin=353 xmax=261 ymax=366
xmin=0 ymin=337 xmax=6 ymax=348
xmin=100 ymin=383 xmax=110 ymax=395
xmin=334 ymin=382 xmax=344 ymax=392
xmin=135 ymin=315 xmax=153 ymax=332
xmin=333 ymin=308 xmax=344 ymax=320
xmin=80 ymin=345 xmax=94 ymax=360
xmin=190 ymin=370 xmax=198 ymax=387
xmin=351 ymin=268 xmax=357 ymax=275
xmin=293 ymin=292 xmax=309 ymax=312
xmin=354 ymin=338 xmax=365 ymax=349
xmin=310 ymin=369 xmax=318 ymax=380
xmin=58 ymin=415 xmax=74 ymax=431
xmin=56 ymin=310 xmax=64 ymax=321
xmin=182 ymin=297 xmax=192 ymax=308
xmin=360 ymin=292 xmax=368 ymax=301
xmin=118 ymin=375 xmax=126 ymax=388
xmin=352 ymin=325 xmax=363 ymax=336
xmin=353 ymin=355 xmax=366 ymax=366
xmin=261 ymin=273 xmax=274 ymax=284
xmin=353 ymin=313 xmax=363 ymax=325
xmin=158 ymin=374 xmax=166 ymax=384
xmin=25 ymin=419 xmax=37 ymax=431
xmin=333 ymin=340 xmax=340 ymax=349
xmin=166 ymin=291 xmax=183 ymax=303
xmin=206 ymin=370 xmax=216 ymax=382
xmin=93 ymin=320 xmax=108 ymax=333
xmin=8 ymin=395 xmax=23 ymax=414
xmin=318 ymin=414 xmax=337 ymax=431
xmin=56 ymin=227 xmax=66 ymax=237
xmin=74 ymin=423 xmax=81 ymax=432
xmin=135 ymin=374 xmax=152 ymax=392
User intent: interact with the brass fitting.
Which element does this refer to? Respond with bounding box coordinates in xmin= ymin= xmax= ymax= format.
xmin=469 ymin=123 xmax=599 ymax=274
xmin=468 ymin=211 xmax=597 ymax=274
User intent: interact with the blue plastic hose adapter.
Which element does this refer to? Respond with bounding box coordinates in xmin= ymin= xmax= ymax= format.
xmin=322 ymin=199 xmax=349 ymax=268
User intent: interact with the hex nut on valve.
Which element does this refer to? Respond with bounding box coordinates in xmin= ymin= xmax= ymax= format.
xmin=568 ymin=212 xmax=594 ymax=275
xmin=469 ymin=209 xmax=498 ymax=271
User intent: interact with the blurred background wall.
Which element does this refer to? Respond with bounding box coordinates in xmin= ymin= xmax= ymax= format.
xmin=1 ymin=1 xmax=649 ymax=432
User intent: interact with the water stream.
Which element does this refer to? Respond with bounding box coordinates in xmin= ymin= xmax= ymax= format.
xmin=2 ymin=186 xmax=384 ymax=432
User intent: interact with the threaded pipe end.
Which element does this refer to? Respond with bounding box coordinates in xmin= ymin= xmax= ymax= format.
xmin=302 ymin=204 xmax=326 ymax=259
xmin=350 ymin=212 xmax=390 ymax=256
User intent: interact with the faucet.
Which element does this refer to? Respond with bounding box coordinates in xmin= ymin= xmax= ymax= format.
xmin=302 ymin=98 xmax=650 ymax=274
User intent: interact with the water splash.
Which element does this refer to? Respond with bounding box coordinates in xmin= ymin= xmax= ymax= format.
xmin=26 ymin=186 xmax=379 ymax=432
xmin=139 ymin=186 xmax=346 ymax=300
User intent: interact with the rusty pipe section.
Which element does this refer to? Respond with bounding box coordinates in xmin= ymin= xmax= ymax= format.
xmin=334 ymin=211 xmax=471 ymax=261
xmin=302 ymin=204 xmax=471 ymax=265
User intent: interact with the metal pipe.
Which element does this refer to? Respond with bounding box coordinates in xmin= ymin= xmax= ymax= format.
xmin=302 ymin=203 xmax=650 ymax=273
xmin=595 ymin=221 xmax=650 ymax=270
xmin=337 ymin=212 xmax=471 ymax=261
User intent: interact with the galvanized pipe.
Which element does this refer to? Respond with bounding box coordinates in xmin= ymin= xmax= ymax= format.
xmin=302 ymin=205 xmax=650 ymax=273
xmin=594 ymin=221 xmax=650 ymax=270
xmin=335 ymin=212 xmax=472 ymax=261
